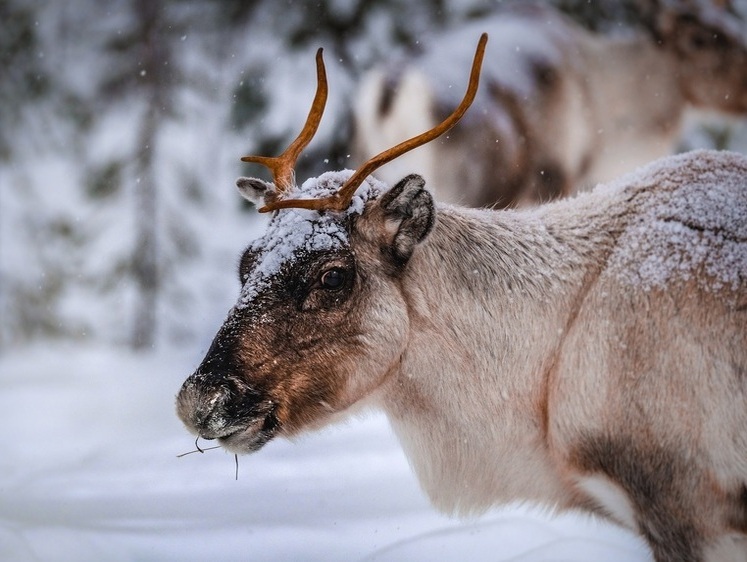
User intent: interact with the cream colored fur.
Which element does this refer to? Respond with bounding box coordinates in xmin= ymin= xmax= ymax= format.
xmin=357 ymin=150 xmax=746 ymax=561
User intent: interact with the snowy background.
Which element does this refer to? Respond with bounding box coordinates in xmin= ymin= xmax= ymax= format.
xmin=2 ymin=0 xmax=746 ymax=560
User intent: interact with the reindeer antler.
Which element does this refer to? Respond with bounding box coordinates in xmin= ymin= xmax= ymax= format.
xmin=241 ymin=48 xmax=328 ymax=191
xmin=257 ymin=33 xmax=488 ymax=214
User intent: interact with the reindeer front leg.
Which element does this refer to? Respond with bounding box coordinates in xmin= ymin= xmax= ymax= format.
xmin=570 ymin=434 xmax=734 ymax=562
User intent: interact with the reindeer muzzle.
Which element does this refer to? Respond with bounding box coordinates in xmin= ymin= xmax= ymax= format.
xmin=176 ymin=370 xmax=277 ymax=453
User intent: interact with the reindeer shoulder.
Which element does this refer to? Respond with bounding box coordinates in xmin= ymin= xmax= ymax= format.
xmin=581 ymin=149 xmax=747 ymax=293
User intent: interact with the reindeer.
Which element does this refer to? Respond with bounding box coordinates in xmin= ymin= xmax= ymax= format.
xmin=352 ymin=2 xmax=747 ymax=208
xmin=177 ymin=36 xmax=747 ymax=562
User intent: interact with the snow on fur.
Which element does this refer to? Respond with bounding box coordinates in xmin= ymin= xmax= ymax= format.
xmin=604 ymin=149 xmax=747 ymax=291
xmin=237 ymin=171 xmax=385 ymax=308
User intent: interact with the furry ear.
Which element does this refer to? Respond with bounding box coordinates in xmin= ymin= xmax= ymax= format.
xmin=379 ymin=174 xmax=435 ymax=267
xmin=236 ymin=177 xmax=276 ymax=207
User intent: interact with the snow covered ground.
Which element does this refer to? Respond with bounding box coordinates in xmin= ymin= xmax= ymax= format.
xmin=0 ymin=344 xmax=652 ymax=561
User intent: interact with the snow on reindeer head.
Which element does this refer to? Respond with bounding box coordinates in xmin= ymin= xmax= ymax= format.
xmin=175 ymin=35 xmax=488 ymax=453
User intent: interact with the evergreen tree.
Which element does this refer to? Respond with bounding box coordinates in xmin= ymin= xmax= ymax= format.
xmin=95 ymin=0 xmax=195 ymax=349
xmin=0 ymin=0 xmax=82 ymax=348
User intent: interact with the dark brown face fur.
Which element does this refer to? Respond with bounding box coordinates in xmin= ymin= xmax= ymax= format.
xmin=176 ymin=243 xmax=367 ymax=452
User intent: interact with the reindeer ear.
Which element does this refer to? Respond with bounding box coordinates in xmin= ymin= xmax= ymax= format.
xmin=236 ymin=177 xmax=276 ymax=207
xmin=379 ymin=174 xmax=435 ymax=267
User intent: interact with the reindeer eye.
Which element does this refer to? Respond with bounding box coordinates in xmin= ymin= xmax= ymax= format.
xmin=320 ymin=268 xmax=346 ymax=290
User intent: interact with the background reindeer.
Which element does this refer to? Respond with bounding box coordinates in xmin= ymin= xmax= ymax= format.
xmin=177 ymin=39 xmax=747 ymax=561
xmin=352 ymin=1 xmax=747 ymax=207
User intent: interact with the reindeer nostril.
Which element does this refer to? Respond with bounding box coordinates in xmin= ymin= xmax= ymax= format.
xmin=176 ymin=377 xmax=233 ymax=437
xmin=176 ymin=370 xmax=272 ymax=442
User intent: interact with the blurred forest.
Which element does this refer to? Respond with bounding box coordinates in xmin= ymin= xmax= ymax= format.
xmin=1 ymin=0 xmax=745 ymax=351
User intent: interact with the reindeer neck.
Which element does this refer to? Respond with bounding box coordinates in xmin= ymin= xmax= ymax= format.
xmin=379 ymin=198 xmax=618 ymax=514
xmin=402 ymin=202 xmax=611 ymax=344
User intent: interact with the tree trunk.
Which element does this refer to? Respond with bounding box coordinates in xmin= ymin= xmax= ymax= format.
xmin=132 ymin=104 xmax=158 ymax=350
xmin=131 ymin=0 xmax=164 ymax=350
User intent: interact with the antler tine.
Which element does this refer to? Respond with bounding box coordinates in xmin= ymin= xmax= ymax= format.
xmin=259 ymin=33 xmax=488 ymax=214
xmin=241 ymin=48 xmax=328 ymax=191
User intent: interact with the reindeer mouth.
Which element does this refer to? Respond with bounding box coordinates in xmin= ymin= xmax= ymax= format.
xmin=216 ymin=409 xmax=279 ymax=454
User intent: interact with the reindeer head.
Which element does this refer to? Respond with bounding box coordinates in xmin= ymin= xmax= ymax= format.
xmin=645 ymin=0 xmax=747 ymax=113
xmin=175 ymin=35 xmax=487 ymax=454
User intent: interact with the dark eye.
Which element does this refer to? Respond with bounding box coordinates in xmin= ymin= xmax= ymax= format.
xmin=320 ymin=268 xmax=346 ymax=290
